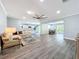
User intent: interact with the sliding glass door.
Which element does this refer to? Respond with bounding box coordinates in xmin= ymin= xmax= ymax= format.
xmin=56 ymin=23 xmax=64 ymax=34
xmin=48 ymin=21 xmax=64 ymax=34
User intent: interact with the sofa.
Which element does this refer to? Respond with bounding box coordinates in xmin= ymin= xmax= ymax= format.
xmin=0 ymin=32 xmax=22 ymax=53
xmin=18 ymin=30 xmax=32 ymax=39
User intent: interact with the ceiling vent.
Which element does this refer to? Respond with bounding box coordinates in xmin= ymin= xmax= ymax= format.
xmin=62 ymin=0 xmax=68 ymax=3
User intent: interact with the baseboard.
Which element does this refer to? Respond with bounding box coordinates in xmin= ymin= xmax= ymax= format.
xmin=64 ymin=37 xmax=76 ymax=41
xmin=40 ymin=34 xmax=48 ymax=35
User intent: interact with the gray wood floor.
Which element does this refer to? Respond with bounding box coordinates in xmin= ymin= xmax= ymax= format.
xmin=0 ymin=34 xmax=76 ymax=59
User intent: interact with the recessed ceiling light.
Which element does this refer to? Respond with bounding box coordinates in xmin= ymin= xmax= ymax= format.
xmin=23 ymin=16 xmax=26 ymax=19
xmin=56 ymin=10 xmax=61 ymax=14
xmin=27 ymin=11 xmax=34 ymax=15
xmin=40 ymin=0 xmax=44 ymax=2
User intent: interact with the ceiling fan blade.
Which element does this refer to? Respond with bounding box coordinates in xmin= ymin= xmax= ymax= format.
xmin=39 ymin=17 xmax=48 ymax=19
xmin=35 ymin=14 xmax=39 ymax=17
xmin=33 ymin=17 xmax=36 ymax=18
xmin=42 ymin=17 xmax=48 ymax=18
xmin=40 ymin=15 xmax=45 ymax=17
xmin=33 ymin=17 xmax=40 ymax=19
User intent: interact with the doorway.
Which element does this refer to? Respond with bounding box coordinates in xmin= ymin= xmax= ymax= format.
xmin=48 ymin=21 xmax=64 ymax=34
xmin=56 ymin=22 xmax=64 ymax=34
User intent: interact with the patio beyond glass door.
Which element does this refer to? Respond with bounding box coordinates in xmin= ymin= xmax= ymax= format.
xmin=56 ymin=23 xmax=64 ymax=34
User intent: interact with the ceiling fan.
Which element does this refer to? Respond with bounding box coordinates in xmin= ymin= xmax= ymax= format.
xmin=62 ymin=0 xmax=68 ymax=3
xmin=33 ymin=14 xmax=48 ymax=19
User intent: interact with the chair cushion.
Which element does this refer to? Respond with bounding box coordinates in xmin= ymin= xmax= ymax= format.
xmin=3 ymin=40 xmax=20 ymax=48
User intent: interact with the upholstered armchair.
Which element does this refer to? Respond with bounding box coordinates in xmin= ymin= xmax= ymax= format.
xmin=0 ymin=33 xmax=23 ymax=54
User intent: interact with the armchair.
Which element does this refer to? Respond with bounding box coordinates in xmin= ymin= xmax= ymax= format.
xmin=0 ymin=33 xmax=22 ymax=54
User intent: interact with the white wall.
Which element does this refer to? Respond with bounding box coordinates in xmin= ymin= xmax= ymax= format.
xmin=0 ymin=1 xmax=7 ymax=34
xmin=64 ymin=14 xmax=79 ymax=40
xmin=7 ymin=17 xmax=21 ymax=31
xmin=7 ymin=17 xmax=40 ymax=31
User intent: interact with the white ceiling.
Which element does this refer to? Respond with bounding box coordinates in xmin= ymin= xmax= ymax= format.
xmin=1 ymin=0 xmax=79 ymax=22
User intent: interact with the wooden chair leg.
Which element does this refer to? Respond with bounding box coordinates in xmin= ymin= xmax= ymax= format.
xmin=21 ymin=43 xmax=24 ymax=46
xmin=1 ymin=46 xmax=3 ymax=54
xmin=0 ymin=36 xmax=4 ymax=54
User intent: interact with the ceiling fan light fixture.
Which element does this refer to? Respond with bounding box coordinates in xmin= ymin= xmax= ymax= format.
xmin=56 ymin=10 xmax=61 ymax=14
xmin=27 ymin=11 xmax=34 ymax=15
xmin=40 ymin=0 xmax=44 ymax=2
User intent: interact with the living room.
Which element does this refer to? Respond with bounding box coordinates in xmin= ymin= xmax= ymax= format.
xmin=0 ymin=0 xmax=79 ymax=59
